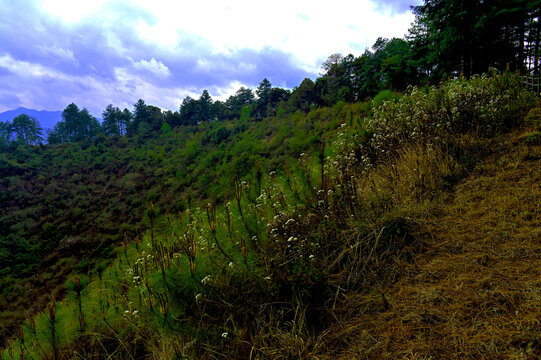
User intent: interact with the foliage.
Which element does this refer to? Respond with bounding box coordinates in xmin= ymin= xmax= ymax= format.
xmin=364 ymin=73 xmax=535 ymax=164
xmin=410 ymin=0 xmax=541 ymax=79
xmin=47 ymin=103 xmax=101 ymax=144
xmin=0 ymin=73 xmax=534 ymax=359
xmin=0 ymin=114 xmax=43 ymax=145
xmin=102 ymin=104 xmax=132 ymax=136
xmin=0 ymin=94 xmax=351 ymax=344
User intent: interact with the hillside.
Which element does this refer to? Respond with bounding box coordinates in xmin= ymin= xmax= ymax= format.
xmin=0 ymin=73 xmax=538 ymax=359
xmin=329 ymin=120 xmax=541 ymax=358
xmin=0 ymin=97 xmax=369 ymax=347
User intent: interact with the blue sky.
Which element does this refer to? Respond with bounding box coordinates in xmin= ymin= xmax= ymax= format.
xmin=0 ymin=0 xmax=420 ymax=116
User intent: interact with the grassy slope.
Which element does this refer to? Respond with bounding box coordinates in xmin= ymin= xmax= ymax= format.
xmin=329 ymin=122 xmax=541 ymax=358
xmin=1 ymin=75 xmax=537 ymax=359
xmin=0 ymin=103 xmax=358 ymax=343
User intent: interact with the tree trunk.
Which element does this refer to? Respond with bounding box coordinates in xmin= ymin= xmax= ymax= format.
xmin=535 ymin=9 xmax=540 ymax=73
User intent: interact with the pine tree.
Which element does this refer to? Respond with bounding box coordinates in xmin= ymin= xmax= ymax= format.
xmin=12 ymin=114 xmax=43 ymax=144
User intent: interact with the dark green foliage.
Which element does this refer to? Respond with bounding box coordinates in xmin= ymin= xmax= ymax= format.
xmin=11 ymin=114 xmax=43 ymax=145
xmin=372 ymin=89 xmax=398 ymax=108
xmin=0 ymin=72 xmax=535 ymax=360
xmin=410 ymin=0 xmax=541 ymax=79
xmin=314 ymin=40 xmax=416 ymax=105
xmin=163 ymin=110 xmax=182 ymax=128
xmin=288 ymin=78 xmax=315 ymax=112
xmin=255 ymin=78 xmax=272 ymax=119
xmin=130 ymin=99 xmax=149 ymax=135
xmin=0 ymin=114 xmax=43 ymax=146
xmin=224 ymin=87 xmax=255 ymax=120
xmin=130 ymin=100 xmax=164 ymax=138
xmin=179 ymin=96 xmax=199 ymax=126
xmin=0 ymin=95 xmax=346 ymax=341
xmin=47 ymin=103 xmax=101 ymax=143
xmin=198 ymin=90 xmax=215 ymax=122
xmin=205 ymin=126 xmax=230 ymax=145
xmin=0 ymin=121 xmax=12 ymax=144
xmin=268 ymin=87 xmax=291 ymax=117
xmin=102 ymin=105 xmax=131 ymax=136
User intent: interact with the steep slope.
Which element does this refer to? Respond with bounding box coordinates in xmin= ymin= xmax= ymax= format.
xmin=1 ymin=74 xmax=535 ymax=359
xmin=332 ymin=125 xmax=541 ymax=359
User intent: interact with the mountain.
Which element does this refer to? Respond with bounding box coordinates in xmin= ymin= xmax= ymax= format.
xmin=0 ymin=107 xmax=62 ymax=131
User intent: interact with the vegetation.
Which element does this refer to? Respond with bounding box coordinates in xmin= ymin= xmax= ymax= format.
xmin=0 ymin=114 xmax=43 ymax=147
xmin=0 ymin=71 xmax=536 ymax=358
xmin=0 ymin=0 xmax=540 ymax=358
xmin=0 ymin=95 xmax=370 ymax=349
xmin=410 ymin=0 xmax=541 ymax=79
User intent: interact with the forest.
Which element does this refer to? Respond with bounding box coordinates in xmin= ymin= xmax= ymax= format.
xmin=0 ymin=0 xmax=540 ymax=359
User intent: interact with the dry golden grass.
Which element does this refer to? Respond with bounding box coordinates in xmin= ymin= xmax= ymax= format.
xmin=360 ymin=142 xmax=458 ymax=215
xmin=325 ymin=125 xmax=541 ymax=359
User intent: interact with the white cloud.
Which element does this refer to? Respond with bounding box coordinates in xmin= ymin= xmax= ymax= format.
xmin=41 ymin=0 xmax=110 ymax=22
xmin=125 ymin=0 xmax=415 ymax=73
xmin=0 ymin=54 xmax=58 ymax=78
xmin=105 ymin=31 xmax=130 ymax=56
xmin=212 ymin=80 xmax=252 ymax=101
xmin=133 ymin=57 xmax=171 ymax=78
xmin=40 ymin=0 xmax=416 ymax=73
xmin=113 ymin=66 xmax=199 ymax=110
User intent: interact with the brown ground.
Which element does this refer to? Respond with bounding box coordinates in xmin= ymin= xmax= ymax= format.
xmin=331 ymin=126 xmax=541 ymax=359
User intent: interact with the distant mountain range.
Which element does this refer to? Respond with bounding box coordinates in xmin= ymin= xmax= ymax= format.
xmin=0 ymin=107 xmax=62 ymax=132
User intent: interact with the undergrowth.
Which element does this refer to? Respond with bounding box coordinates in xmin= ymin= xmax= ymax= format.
xmin=1 ymin=73 xmax=535 ymax=359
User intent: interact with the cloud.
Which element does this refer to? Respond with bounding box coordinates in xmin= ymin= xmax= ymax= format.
xmin=37 ymin=45 xmax=77 ymax=64
xmin=133 ymin=58 xmax=171 ymax=78
xmin=371 ymin=0 xmax=423 ymax=14
xmin=0 ymin=0 xmax=415 ymax=115
xmin=0 ymin=1 xmax=312 ymax=115
xmin=0 ymin=92 xmax=21 ymax=110
xmin=296 ymin=12 xmax=309 ymax=21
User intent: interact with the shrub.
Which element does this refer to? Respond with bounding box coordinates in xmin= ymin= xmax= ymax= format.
xmin=372 ymin=89 xmax=397 ymax=108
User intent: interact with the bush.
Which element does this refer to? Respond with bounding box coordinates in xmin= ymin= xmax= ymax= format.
xmin=364 ymin=73 xmax=535 ymax=164
xmin=372 ymin=89 xmax=397 ymax=108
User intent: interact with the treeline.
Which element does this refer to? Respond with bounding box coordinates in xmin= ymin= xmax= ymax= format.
xmin=411 ymin=0 xmax=541 ymax=78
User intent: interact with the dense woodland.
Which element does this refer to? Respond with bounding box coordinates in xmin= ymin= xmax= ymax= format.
xmin=0 ymin=1 xmax=540 ymax=358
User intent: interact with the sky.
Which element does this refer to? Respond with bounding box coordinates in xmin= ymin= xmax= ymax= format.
xmin=0 ymin=0 xmax=421 ymax=116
